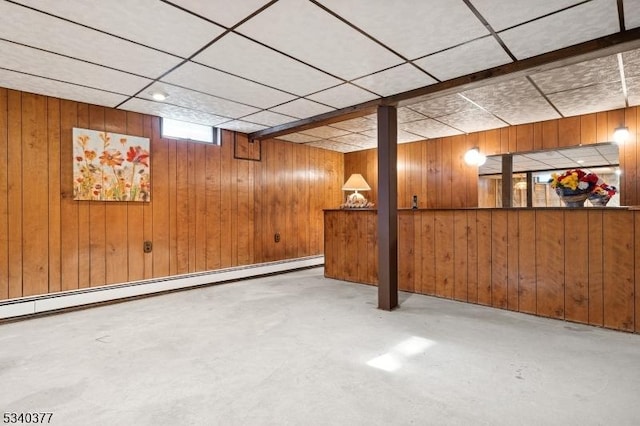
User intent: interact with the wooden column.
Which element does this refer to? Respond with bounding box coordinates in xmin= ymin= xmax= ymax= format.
xmin=502 ymin=154 xmax=513 ymax=208
xmin=526 ymin=171 xmax=534 ymax=207
xmin=377 ymin=105 xmax=398 ymax=310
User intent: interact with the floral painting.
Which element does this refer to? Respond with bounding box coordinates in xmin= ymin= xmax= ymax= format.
xmin=73 ymin=128 xmax=150 ymax=201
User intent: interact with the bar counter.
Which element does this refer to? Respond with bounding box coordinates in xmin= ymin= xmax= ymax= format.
xmin=324 ymin=207 xmax=639 ymax=333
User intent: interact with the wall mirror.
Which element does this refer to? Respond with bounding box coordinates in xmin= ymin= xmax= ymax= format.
xmin=478 ymin=143 xmax=620 ymax=208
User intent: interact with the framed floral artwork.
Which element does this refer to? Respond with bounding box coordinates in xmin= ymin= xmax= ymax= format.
xmin=73 ymin=128 xmax=151 ymax=201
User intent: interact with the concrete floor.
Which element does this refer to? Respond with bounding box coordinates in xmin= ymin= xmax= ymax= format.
xmin=1 ymin=267 xmax=639 ymax=426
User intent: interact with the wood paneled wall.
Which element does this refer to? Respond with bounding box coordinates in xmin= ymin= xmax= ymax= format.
xmin=344 ymin=107 xmax=640 ymax=207
xmin=325 ymin=208 xmax=640 ymax=334
xmin=0 ymin=88 xmax=343 ymax=301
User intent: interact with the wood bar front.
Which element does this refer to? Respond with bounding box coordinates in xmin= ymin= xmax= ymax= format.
xmin=324 ymin=208 xmax=638 ymax=334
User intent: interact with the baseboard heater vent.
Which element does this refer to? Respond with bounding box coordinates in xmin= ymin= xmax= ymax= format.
xmin=0 ymin=256 xmax=324 ymax=320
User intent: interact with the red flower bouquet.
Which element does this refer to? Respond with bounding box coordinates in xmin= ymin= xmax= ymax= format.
xmin=588 ymin=182 xmax=617 ymax=206
xmin=550 ymin=169 xmax=600 ymax=207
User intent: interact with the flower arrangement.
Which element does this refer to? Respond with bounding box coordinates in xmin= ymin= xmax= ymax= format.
xmin=588 ymin=182 xmax=618 ymax=206
xmin=549 ymin=169 xmax=599 ymax=192
xmin=549 ymin=169 xmax=616 ymax=207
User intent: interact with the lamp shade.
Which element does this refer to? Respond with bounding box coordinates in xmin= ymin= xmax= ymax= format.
xmin=342 ymin=173 xmax=371 ymax=191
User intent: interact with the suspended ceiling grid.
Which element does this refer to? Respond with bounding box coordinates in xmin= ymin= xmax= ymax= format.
xmin=0 ymin=0 xmax=639 ymax=152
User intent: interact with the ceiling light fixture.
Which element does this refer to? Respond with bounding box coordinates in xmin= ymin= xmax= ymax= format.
xmin=464 ymin=147 xmax=486 ymax=166
xmin=151 ymin=91 xmax=167 ymax=101
xmin=613 ymin=126 xmax=629 ymax=144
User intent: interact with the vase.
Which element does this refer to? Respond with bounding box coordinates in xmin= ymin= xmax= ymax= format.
xmin=588 ymin=194 xmax=609 ymax=206
xmin=555 ymin=188 xmax=589 ymax=207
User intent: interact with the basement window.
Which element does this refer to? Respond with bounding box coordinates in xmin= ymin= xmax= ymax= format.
xmin=161 ymin=118 xmax=219 ymax=144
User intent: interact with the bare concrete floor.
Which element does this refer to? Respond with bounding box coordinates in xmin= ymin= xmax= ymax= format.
xmin=1 ymin=267 xmax=639 ymax=425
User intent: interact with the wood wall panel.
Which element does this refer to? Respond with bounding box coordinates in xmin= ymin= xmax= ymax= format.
xmin=453 ymin=210 xmax=468 ymax=301
xmin=59 ymin=100 xmax=79 ymax=291
xmin=325 ymin=208 xmax=640 ymax=334
xmin=506 ymin=210 xmax=519 ymax=311
xmin=535 ymin=211 xmax=565 ymax=319
xmin=47 ymin=98 xmax=61 ymax=294
xmin=398 ymin=212 xmax=414 ymax=292
xmin=558 ymin=116 xmax=581 ymax=147
xmin=587 ymin=211 xmax=604 ymax=326
xmin=466 ymin=210 xmax=478 ymax=304
xmin=21 ymin=93 xmax=49 ymax=296
xmin=476 ymin=210 xmax=492 ymax=306
xmin=0 ymin=89 xmax=8 ymax=300
xmin=602 ymin=211 xmax=634 ymax=331
xmin=418 ymin=211 xmax=435 ymax=295
xmin=564 ymin=210 xmax=589 ymax=324
xmin=434 ymin=211 xmax=454 ymax=299
xmin=518 ymin=210 xmax=536 ymax=314
xmin=8 ymin=90 xmax=23 ymax=298
xmin=490 ymin=210 xmax=508 ymax=309
xmin=0 ymin=88 xmax=342 ymax=301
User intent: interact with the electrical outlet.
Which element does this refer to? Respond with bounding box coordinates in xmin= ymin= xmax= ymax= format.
xmin=274 ymin=233 xmax=280 ymax=243
xmin=143 ymin=241 xmax=153 ymax=253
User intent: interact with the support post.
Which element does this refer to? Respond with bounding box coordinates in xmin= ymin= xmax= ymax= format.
xmin=377 ymin=105 xmax=398 ymax=310
xmin=526 ymin=171 xmax=534 ymax=207
xmin=502 ymin=154 xmax=513 ymax=208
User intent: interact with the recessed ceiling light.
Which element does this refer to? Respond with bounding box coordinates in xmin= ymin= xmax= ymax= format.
xmin=577 ymin=160 xmax=584 ymax=164
xmin=151 ymin=91 xmax=167 ymax=101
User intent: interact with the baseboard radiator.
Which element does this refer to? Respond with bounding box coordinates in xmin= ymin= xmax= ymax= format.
xmin=0 ymin=256 xmax=324 ymax=320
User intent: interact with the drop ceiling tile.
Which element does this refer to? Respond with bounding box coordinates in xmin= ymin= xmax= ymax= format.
xmin=331 ymin=117 xmax=377 ymax=132
xmin=438 ymin=106 xmax=508 ymax=133
xmin=276 ymin=133 xmax=322 ymax=143
xmin=306 ymin=84 xmax=378 ymax=109
xmin=317 ymin=0 xmax=488 ymax=59
xmin=0 ymin=68 xmax=127 ymax=107
xmin=300 ymin=126 xmax=350 ymax=139
xmin=360 ymin=129 xmax=425 ymax=144
xmin=241 ymin=110 xmax=298 ymax=127
xmin=559 ymin=147 xmax=600 ymax=157
xmin=407 ymin=94 xmax=475 ymax=118
xmin=470 ymin=0 xmax=585 ymax=31
xmin=217 ymin=121 xmax=267 ymax=133
xmin=397 ymin=130 xmax=425 ymax=144
xmin=120 ymin=98 xmax=230 ymax=126
xmin=546 ymin=82 xmax=625 ymax=117
xmin=462 ymin=78 xmax=561 ymax=124
xmin=530 ymin=55 xmax=620 ymax=94
xmin=624 ymin=0 xmax=640 ymax=29
xmin=352 ymin=64 xmax=437 ymax=97
xmin=0 ymin=1 xmax=182 ymax=78
xmin=330 ymin=133 xmax=376 ymax=147
xmin=269 ymin=98 xmax=335 ymax=118
xmin=167 ymin=0 xmax=274 ymax=27
xmin=0 ymin=40 xmax=151 ymax=95
xmin=499 ymin=0 xmax=620 ymax=60
xmin=162 ymin=62 xmax=296 ymax=109
xmin=400 ymin=119 xmax=463 ymax=139
xmin=306 ymin=140 xmax=361 ymax=153
xmin=595 ymin=144 xmax=619 ymax=155
xmin=623 ymin=49 xmax=640 ymax=78
xmin=140 ymin=82 xmax=259 ymax=119
xmin=193 ymin=33 xmax=342 ymax=96
xmin=235 ymin=0 xmax=403 ymax=80
xmin=15 ymin=0 xmax=224 ymax=57
xmin=397 ymin=107 xmax=428 ymax=123
xmin=627 ymin=76 xmax=640 ymax=106
xmin=526 ymin=151 xmax=567 ymax=160
xmin=414 ymin=36 xmax=512 ymax=81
